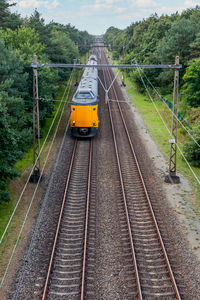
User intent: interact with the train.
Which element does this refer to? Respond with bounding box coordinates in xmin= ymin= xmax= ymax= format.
xmin=70 ymin=54 xmax=99 ymax=137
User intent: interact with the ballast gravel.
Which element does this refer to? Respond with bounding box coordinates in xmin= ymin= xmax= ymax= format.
xmin=5 ymin=62 xmax=200 ymax=300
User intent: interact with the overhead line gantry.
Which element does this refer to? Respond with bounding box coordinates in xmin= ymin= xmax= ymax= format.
xmin=31 ymin=62 xmax=182 ymax=69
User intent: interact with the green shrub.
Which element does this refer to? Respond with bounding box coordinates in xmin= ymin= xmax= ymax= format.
xmin=183 ymin=124 xmax=200 ymax=167
xmin=182 ymin=59 xmax=200 ymax=107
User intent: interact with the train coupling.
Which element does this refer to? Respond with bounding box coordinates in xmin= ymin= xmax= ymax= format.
xmin=79 ymin=128 xmax=89 ymax=135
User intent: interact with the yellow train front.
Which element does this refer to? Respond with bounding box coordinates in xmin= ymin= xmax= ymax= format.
xmin=70 ymin=55 xmax=99 ymax=137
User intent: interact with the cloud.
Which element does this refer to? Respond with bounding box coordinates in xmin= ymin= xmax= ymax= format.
xmin=12 ymin=0 xmax=200 ymax=35
xmin=80 ymin=0 xmax=126 ymax=15
xmin=184 ymin=0 xmax=200 ymax=6
xmin=153 ymin=1 xmax=199 ymax=16
xmin=115 ymin=7 xmax=126 ymax=13
xmin=96 ymin=0 xmax=121 ymax=4
xmin=52 ymin=0 xmax=59 ymax=7
xmin=135 ymin=0 xmax=157 ymax=8
xmin=17 ymin=0 xmax=59 ymax=9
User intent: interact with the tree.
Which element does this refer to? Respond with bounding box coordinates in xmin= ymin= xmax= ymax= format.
xmin=24 ymin=9 xmax=51 ymax=45
xmin=0 ymin=91 xmax=24 ymax=203
xmin=182 ymin=59 xmax=200 ymax=107
xmin=0 ymin=26 xmax=45 ymax=64
xmin=45 ymin=28 xmax=77 ymax=81
xmin=104 ymin=26 xmax=123 ymax=55
xmin=0 ymin=101 xmax=19 ymax=202
xmin=0 ymin=26 xmax=57 ymax=125
xmin=65 ymin=24 xmax=93 ymax=55
xmin=0 ymin=0 xmax=22 ymax=29
xmin=190 ymin=33 xmax=200 ymax=58
xmin=0 ymin=37 xmax=31 ymax=149
xmin=157 ymin=18 xmax=195 ymax=64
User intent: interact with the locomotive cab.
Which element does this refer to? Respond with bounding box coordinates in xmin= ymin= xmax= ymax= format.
xmin=70 ymin=54 xmax=99 ymax=138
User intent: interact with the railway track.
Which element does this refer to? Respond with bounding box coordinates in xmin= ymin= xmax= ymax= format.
xmin=100 ymin=48 xmax=182 ymax=299
xmin=41 ymin=139 xmax=94 ymax=299
xmin=8 ymin=45 xmax=198 ymax=300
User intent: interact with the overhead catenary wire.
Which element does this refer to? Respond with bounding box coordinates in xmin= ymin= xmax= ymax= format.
xmin=138 ymin=67 xmax=200 ymax=149
xmin=109 ymin=98 xmax=132 ymax=104
xmin=135 ymin=66 xmax=200 ymax=185
xmin=0 ymin=70 xmax=74 ymax=289
xmin=39 ymin=97 xmax=71 ymax=102
xmin=0 ymin=70 xmax=74 ymax=245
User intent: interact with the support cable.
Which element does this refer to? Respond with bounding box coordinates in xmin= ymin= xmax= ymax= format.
xmin=107 ymin=71 xmax=120 ymax=93
xmin=0 ymin=72 xmax=73 ymax=288
xmin=136 ymin=67 xmax=200 ymax=185
xmin=98 ymin=72 xmax=120 ymax=104
xmin=98 ymin=75 xmax=107 ymax=92
xmin=139 ymin=68 xmax=200 ymax=149
xmin=0 ymin=71 xmax=74 ymax=245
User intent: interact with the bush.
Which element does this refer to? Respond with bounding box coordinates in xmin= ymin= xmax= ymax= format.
xmin=182 ymin=59 xmax=200 ymax=107
xmin=186 ymin=107 xmax=200 ymax=124
xmin=0 ymin=189 xmax=10 ymax=202
xmin=183 ymin=124 xmax=200 ymax=167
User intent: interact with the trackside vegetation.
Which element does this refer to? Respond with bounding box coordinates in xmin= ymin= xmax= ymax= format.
xmin=104 ymin=7 xmax=200 ymax=169
xmin=125 ymin=77 xmax=200 ymax=214
xmin=0 ymin=0 xmax=93 ymax=203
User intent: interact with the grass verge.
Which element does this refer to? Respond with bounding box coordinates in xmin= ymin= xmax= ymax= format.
xmin=125 ymin=75 xmax=200 ymax=215
xmin=107 ymin=52 xmax=200 ymax=214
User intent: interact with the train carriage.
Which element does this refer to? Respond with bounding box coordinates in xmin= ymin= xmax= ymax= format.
xmin=70 ymin=55 xmax=99 ymax=137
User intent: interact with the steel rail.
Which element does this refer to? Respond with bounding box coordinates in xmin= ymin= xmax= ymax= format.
xmin=117 ymin=89 xmax=181 ymax=300
xmin=105 ymin=51 xmax=181 ymax=300
xmin=41 ymin=139 xmax=78 ymax=300
xmin=101 ymin=56 xmax=143 ymax=300
xmin=80 ymin=140 xmax=93 ymax=300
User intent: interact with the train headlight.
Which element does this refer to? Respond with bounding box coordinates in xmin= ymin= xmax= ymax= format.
xmin=73 ymin=121 xmax=76 ymax=126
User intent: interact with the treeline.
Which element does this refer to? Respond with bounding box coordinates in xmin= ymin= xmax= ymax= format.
xmin=0 ymin=0 xmax=93 ymax=202
xmin=104 ymin=7 xmax=200 ymax=166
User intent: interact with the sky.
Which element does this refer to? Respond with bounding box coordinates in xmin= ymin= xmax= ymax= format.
xmin=10 ymin=0 xmax=200 ymax=35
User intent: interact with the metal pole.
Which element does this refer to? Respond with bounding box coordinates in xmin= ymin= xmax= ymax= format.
xmin=122 ymin=45 xmax=126 ymax=86
xmin=105 ymin=90 xmax=109 ymax=104
xmin=33 ymin=59 xmax=36 ymax=168
xmin=165 ymin=56 xmax=180 ymax=184
xmin=30 ymin=55 xmax=41 ymax=183
xmin=76 ymin=43 xmax=79 ymax=58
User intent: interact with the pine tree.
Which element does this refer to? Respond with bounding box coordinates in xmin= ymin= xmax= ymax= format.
xmin=0 ymin=0 xmax=22 ymax=29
